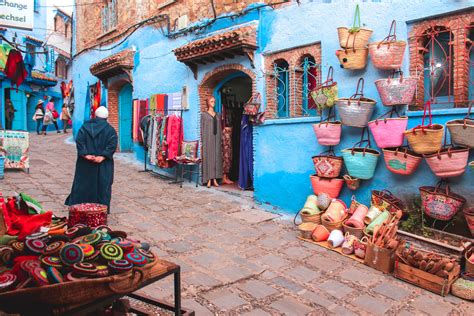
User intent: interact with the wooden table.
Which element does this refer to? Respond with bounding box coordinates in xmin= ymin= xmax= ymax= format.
xmin=0 ymin=259 xmax=194 ymax=316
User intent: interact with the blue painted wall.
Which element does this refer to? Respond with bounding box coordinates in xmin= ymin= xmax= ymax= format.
xmin=71 ymin=0 xmax=474 ymax=214
xmin=0 ymin=0 xmax=65 ymax=131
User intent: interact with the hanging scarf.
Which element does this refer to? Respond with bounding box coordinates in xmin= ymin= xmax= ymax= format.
xmin=4 ymin=49 xmax=28 ymax=88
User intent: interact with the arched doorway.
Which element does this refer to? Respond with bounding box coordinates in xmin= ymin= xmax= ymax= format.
xmin=118 ymin=83 xmax=133 ymax=152
xmin=199 ymin=64 xmax=256 ymax=190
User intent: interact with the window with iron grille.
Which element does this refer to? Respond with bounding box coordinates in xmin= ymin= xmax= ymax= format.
xmin=274 ymin=59 xmax=290 ymax=118
xmin=102 ymin=0 xmax=118 ymax=34
xmin=409 ymin=13 xmax=473 ymax=109
xmin=293 ymin=55 xmax=321 ymax=117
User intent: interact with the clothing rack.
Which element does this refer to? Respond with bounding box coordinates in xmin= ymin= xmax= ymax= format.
xmin=140 ymin=108 xmax=185 ymax=184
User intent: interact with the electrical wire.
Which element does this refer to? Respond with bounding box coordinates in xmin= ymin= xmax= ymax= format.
xmin=36 ymin=1 xmax=101 ymax=8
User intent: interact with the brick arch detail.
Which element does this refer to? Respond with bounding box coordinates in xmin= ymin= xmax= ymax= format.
xmin=106 ymin=78 xmax=132 ymax=151
xmin=198 ymin=64 xmax=256 ymax=112
xmin=408 ymin=13 xmax=474 ymax=108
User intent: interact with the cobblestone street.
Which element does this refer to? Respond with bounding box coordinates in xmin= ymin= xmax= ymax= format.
xmin=1 ymin=134 xmax=471 ymax=315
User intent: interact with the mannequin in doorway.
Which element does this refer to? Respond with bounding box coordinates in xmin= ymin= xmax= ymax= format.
xmin=201 ymin=97 xmax=223 ymax=188
xmin=4 ymin=99 xmax=16 ymax=130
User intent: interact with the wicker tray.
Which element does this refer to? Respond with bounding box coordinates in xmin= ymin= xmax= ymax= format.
xmin=0 ymin=260 xmax=174 ymax=314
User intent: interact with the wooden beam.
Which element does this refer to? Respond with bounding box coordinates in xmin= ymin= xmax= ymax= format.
xmin=186 ymin=62 xmax=198 ymax=80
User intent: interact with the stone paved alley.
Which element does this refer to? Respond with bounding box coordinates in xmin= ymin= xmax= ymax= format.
xmin=1 ymin=134 xmax=472 ymax=315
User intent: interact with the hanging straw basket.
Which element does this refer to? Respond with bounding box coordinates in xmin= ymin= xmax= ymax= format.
xmin=342 ymin=138 xmax=380 ymax=181
xmin=405 ymin=125 xmax=444 ymax=154
xmin=368 ymin=116 xmax=408 ymax=149
xmin=313 ymin=121 xmax=342 ymax=146
xmin=382 ymin=147 xmax=422 ymax=176
xmin=312 ymin=154 xmax=343 ymax=178
xmin=336 ymin=78 xmax=376 ymax=127
xmin=368 ymin=20 xmax=406 ymax=70
xmin=337 ymin=5 xmax=372 ymax=49
xmin=336 ymin=48 xmax=368 ymax=70
xmin=310 ymin=175 xmax=345 ymax=199
xmin=374 ymin=71 xmax=417 ymax=106
xmin=446 ymin=104 xmax=474 ymax=148
xmin=424 ymin=146 xmax=469 ymax=178
xmin=419 ymin=181 xmax=466 ymax=221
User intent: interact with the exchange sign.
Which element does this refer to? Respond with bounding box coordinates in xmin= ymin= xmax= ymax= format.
xmin=0 ymin=0 xmax=34 ymax=30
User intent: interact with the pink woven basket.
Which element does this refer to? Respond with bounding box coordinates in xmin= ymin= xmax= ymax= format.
xmin=424 ymin=146 xmax=469 ymax=178
xmin=368 ymin=117 xmax=408 ymax=149
xmin=420 ymin=182 xmax=466 ymax=221
xmin=375 ymin=72 xmax=417 ymax=106
xmin=313 ymin=121 xmax=342 ymax=146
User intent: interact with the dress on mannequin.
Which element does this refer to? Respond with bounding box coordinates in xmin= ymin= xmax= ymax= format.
xmin=201 ymin=110 xmax=223 ymax=186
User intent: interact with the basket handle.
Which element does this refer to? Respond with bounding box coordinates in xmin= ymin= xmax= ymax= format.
xmin=434 ymin=179 xmax=450 ymax=196
xmin=351 ymin=127 xmax=371 ymax=156
xmin=377 ymin=20 xmax=398 ymax=49
xmin=464 ymin=101 xmax=473 ymax=121
xmin=412 ymin=101 xmax=433 ymax=135
xmin=321 ymin=66 xmax=335 ymax=87
xmin=108 ymin=268 xmax=145 ymax=294
xmin=293 ymin=209 xmax=303 ymax=226
xmin=348 ymin=78 xmax=365 ymax=106
xmin=320 ymin=146 xmax=336 ymax=156
xmin=388 ymin=69 xmax=404 ymax=83
xmin=374 ymin=106 xmax=401 ymax=125
xmin=319 ymin=107 xmax=336 ymax=126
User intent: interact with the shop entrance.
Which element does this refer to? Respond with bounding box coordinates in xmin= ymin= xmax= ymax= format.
xmin=118 ymin=83 xmax=133 ymax=152
xmin=4 ymin=88 xmax=27 ymax=131
xmin=215 ymin=72 xmax=253 ymax=190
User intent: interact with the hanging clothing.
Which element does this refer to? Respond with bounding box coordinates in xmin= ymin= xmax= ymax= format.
xmin=201 ymin=112 xmax=223 ymax=184
xmin=238 ymin=115 xmax=253 ymax=190
xmin=166 ymin=115 xmax=183 ymax=161
xmin=139 ymin=115 xmax=152 ymax=148
xmin=222 ymin=127 xmax=233 ymax=174
xmin=4 ymin=49 xmax=28 ymax=88
xmin=149 ymin=117 xmax=159 ymax=165
xmin=66 ymin=118 xmax=118 ymax=208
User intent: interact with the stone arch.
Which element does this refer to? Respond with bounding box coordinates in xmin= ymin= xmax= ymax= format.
xmin=199 ymin=64 xmax=256 ymax=112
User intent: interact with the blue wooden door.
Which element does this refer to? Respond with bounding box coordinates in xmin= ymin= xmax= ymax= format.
xmin=118 ymin=84 xmax=133 ymax=151
xmin=26 ymin=96 xmax=38 ymax=131
xmin=9 ymin=89 xmax=27 ymax=130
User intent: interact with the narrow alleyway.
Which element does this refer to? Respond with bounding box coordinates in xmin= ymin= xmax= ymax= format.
xmin=1 ymin=134 xmax=471 ymax=315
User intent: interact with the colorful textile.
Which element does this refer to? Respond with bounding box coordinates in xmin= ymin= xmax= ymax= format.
xmin=170 ymin=92 xmax=182 ymax=110
xmin=149 ymin=94 xmax=157 ymax=112
xmin=156 ymin=94 xmax=166 ymax=113
xmin=239 ymin=115 xmax=254 ymax=190
xmin=4 ymin=49 xmax=28 ymax=88
xmin=166 ymin=115 xmax=183 ymax=161
xmin=0 ymin=130 xmax=29 ymax=169
xmin=0 ymin=196 xmax=52 ymax=240
xmin=222 ymin=127 xmax=233 ymax=174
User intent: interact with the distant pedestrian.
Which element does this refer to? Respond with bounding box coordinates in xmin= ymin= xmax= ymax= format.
xmin=60 ymin=104 xmax=71 ymax=133
xmin=32 ymin=100 xmax=45 ymax=135
xmin=42 ymin=100 xmax=60 ymax=135
xmin=66 ymin=106 xmax=118 ymax=211
xmin=4 ymin=99 xmax=16 ymax=130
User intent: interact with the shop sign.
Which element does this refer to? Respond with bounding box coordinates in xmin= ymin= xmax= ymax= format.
xmin=0 ymin=0 xmax=34 ymax=30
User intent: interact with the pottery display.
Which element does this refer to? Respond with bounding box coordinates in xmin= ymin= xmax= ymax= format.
xmin=345 ymin=204 xmax=369 ymax=228
xmin=364 ymin=206 xmax=382 ymax=225
xmin=322 ymin=199 xmax=347 ymax=223
xmin=341 ymin=233 xmax=358 ymax=255
xmin=311 ymin=224 xmax=330 ymax=242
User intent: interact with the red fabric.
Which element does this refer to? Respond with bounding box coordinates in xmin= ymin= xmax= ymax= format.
xmin=166 ymin=115 xmax=183 ymax=161
xmin=4 ymin=49 xmax=28 ymax=88
xmin=156 ymin=94 xmax=166 ymax=113
xmin=61 ymin=82 xmax=67 ymax=98
xmin=93 ymin=81 xmax=101 ymax=115
xmin=1 ymin=197 xmax=52 ymax=240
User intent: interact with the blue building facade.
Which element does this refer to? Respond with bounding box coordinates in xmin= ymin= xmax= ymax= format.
xmin=0 ymin=0 xmax=70 ymax=132
xmin=72 ymin=0 xmax=474 ymax=215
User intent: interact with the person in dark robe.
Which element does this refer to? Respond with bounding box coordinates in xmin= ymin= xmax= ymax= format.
xmin=65 ymin=106 xmax=117 ymax=211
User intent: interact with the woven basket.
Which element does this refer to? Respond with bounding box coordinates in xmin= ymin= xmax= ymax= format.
xmin=424 ymin=146 xmax=470 ymax=178
xmin=343 ymin=221 xmax=364 ymax=239
xmin=313 ymin=121 xmax=342 ymax=146
xmin=301 ymin=212 xmax=322 ymax=225
xmin=322 ymin=214 xmax=348 ymax=233
xmin=466 ymin=249 xmax=474 ymax=274
xmin=337 ymin=27 xmax=373 ymax=49
xmin=446 ymin=118 xmax=474 ymax=148
xmin=404 ymin=124 xmax=444 ymax=154
xmin=382 ymin=147 xmax=422 ymax=176
xmin=369 ymin=41 xmax=406 ymax=70
xmin=368 ymin=117 xmax=408 ymax=149
xmin=419 ymin=182 xmax=466 ymax=221
xmin=310 ymin=175 xmax=344 ymax=199
xmin=0 ymin=260 xmax=163 ymax=313
xmin=311 ymin=155 xmax=343 ymax=178
xmin=451 ymin=275 xmax=474 ymax=301
xmin=375 ymin=74 xmax=417 ymax=106
xmin=336 ymin=48 xmax=368 ymax=70
xmin=298 ymin=222 xmax=318 ymax=239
